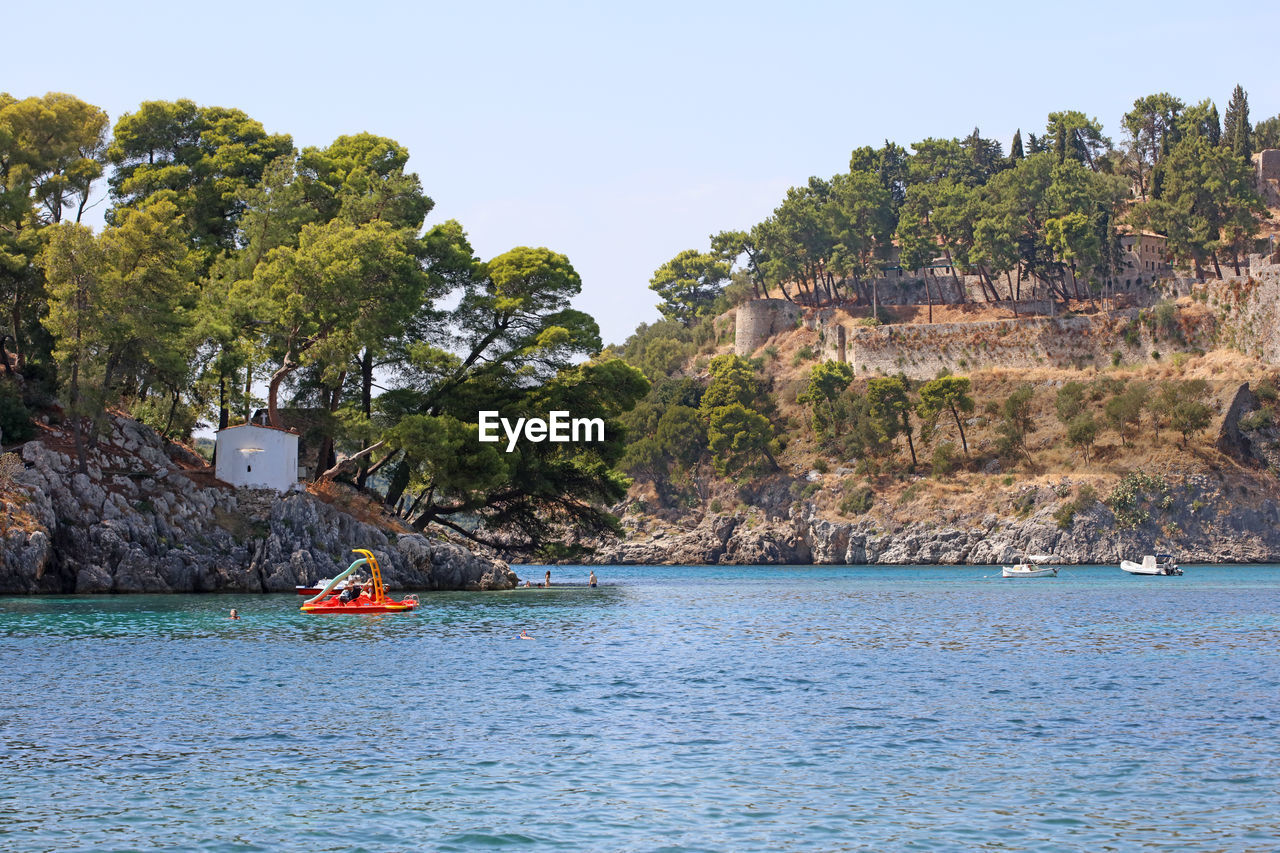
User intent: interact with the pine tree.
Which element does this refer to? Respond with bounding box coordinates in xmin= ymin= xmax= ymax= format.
xmin=1223 ymin=84 xmax=1253 ymax=160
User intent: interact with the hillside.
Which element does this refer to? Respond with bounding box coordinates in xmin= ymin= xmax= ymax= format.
xmin=600 ymin=277 xmax=1280 ymax=566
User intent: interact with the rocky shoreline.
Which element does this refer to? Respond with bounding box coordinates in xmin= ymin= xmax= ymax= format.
xmin=586 ymin=478 xmax=1280 ymax=567
xmin=0 ymin=417 xmax=517 ymax=595
xmin=4 ymin=415 xmax=1278 ymax=595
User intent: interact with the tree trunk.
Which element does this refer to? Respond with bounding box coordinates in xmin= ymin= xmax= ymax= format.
xmin=0 ymin=334 xmax=13 ymax=376
xmin=923 ymin=275 xmax=933 ymax=323
xmin=1211 ymin=252 xmax=1223 ymax=280
xmin=1231 ymin=250 xmax=1241 ymax=277
xmin=69 ymin=362 xmax=88 ymax=476
xmin=218 ymin=375 xmax=229 ymax=431
xmin=943 ymin=249 xmax=965 ymax=303
xmin=267 ymin=355 xmax=295 ymax=429
xmin=949 ymin=402 xmax=969 ymax=457
xmin=383 ymin=457 xmax=410 ymax=508
xmin=10 ymin=298 xmax=23 ymax=372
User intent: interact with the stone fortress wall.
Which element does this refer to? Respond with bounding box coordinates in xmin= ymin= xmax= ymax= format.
xmin=734 ymin=299 xmax=801 ymax=356
xmin=733 ymin=269 xmax=1280 ymax=379
xmin=1255 ymin=148 xmax=1280 ymax=207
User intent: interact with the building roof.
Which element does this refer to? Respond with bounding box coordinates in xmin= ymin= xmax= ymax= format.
xmin=216 ymin=422 xmax=300 ymax=436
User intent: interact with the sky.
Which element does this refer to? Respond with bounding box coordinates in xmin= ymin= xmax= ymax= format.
xmin=5 ymin=0 xmax=1279 ymax=346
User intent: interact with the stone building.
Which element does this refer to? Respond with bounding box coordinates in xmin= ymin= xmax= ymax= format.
xmin=1115 ymin=230 xmax=1172 ymax=290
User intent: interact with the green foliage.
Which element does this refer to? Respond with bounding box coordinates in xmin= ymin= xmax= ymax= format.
xmin=1103 ymin=382 xmax=1148 ymax=447
xmin=1254 ymin=379 xmax=1277 ymax=403
xmin=840 ymin=485 xmax=874 ymax=516
xmin=1170 ymin=398 xmax=1213 ymax=446
xmin=707 ymin=402 xmax=774 ymax=478
xmin=930 ymin=441 xmax=958 ymax=478
xmin=1239 ymin=409 xmax=1273 ymax=431
xmin=701 ymin=354 xmax=765 ymax=414
xmin=1223 ymin=84 xmax=1252 ymax=161
xmin=649 ymin=249 xmax=730 ymax=327
xmin=1106 ymin=470 xmax=1170 ymax=528
xmin=1054 ymin=484 xmax=1097 ymax=528
xmin=1066 ymin=412 xmax=1099 ymax=462
xmin=867 ymin=375 xmax=916 ymax=466
xmin=0 ymin=381 xmax=34 ymax=443
xmin=995 ymin=384 xmax=1036 ymax=460
xmin=916 ymin=376 xmax=974 ymax=456
xmin=1055 ymin=381 xmax=1087 ymax=424
xmin=1150 ymin=300 xmax=1180 ymax=340
xmin=798 ymin=361 xmax=854 ymax=437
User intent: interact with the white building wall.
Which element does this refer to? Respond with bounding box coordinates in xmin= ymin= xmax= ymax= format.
xmin=214 ymin=425 xmax=300 ymax=492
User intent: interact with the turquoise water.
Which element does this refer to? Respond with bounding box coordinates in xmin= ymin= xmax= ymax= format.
xmin=2 ymin=564 xmax=1279 ymax=851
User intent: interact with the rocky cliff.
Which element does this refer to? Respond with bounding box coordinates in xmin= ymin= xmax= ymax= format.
xmin=0 ymin=416 xmax=517 ymax=594
xmin=592 ymin=471 xmax=1280 ymax=566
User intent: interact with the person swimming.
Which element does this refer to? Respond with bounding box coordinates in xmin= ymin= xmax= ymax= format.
xmin=520 ymin=630 xmax=533 ymax=640
xmin=229 ymin=609 xmax=240 ymax=620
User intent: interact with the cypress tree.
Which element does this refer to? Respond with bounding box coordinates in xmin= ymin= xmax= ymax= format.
xmin=1055 ymin=123 xmax=1067 ymax=164
xmin=1010 ymin=129 xmax=1024 ymax=160
xmin=1224 ymin=84 xmax=1253 ymax=160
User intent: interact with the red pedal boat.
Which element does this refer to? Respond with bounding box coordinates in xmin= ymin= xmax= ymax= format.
xmin=300 ymin=549 xmax=419 ymax=614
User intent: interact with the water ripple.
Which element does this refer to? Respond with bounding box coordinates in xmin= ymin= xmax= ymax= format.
xmin=1 ymin=565 xmax=1279 ymax=851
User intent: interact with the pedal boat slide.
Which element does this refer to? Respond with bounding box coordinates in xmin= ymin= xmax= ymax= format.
xmin=300 ymin=549 xmax=419 ymax=614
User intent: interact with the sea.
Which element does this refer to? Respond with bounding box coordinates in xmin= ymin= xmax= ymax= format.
xmin=1 ymin=564 xmax=1278 ymax=852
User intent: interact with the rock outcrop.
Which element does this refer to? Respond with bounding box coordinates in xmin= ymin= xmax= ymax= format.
xmin=589 ymin=472 xmax=1280 ymax=566
xmin=0 ymin=416 xmax=515 ymax=594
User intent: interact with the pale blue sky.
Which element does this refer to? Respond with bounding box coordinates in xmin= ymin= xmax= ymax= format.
xmin=5 ymin=0 xmax=1277 ymax=344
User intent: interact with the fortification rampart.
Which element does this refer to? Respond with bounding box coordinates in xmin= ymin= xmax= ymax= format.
xmin=735 ymin=299 xmax=800 ymax=355
xmin=1203 ymin=271 xmax=1280 ymax=365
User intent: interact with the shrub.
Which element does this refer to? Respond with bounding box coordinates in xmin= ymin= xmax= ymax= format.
xmin=813 ymin=458 xmax=830 ymax=474
xmin=840 ymin=486 xmax=874 ymax=516
xmin=0 ymin=381 xmax=34 ymax=444
xmin=1106 ymin=470 xmax=1170 ymax=528
xmin=1255 ymin=379 xmax=1278 ymax=403
xmin=1053 ymin=484 xmax=1097 ymax=529
xmin=930 ymin=441 xmax=958 ymax=479
xmin=1240 ymin=409 xmax=1273 ymax=431
xmin=791 ymin=346 xmax=816 ymax=367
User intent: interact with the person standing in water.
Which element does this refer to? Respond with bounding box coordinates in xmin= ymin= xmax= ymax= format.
xmin=544 ymin=570 xmax=551 ymax=588
xmin=588 ymin=571 xmax=597 ymax=588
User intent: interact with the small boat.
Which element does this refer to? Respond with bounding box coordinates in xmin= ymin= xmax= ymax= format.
xmin=1120 ymin=554 xmax=1182 ymax=576
xmin=295 ymin=578 xmax=354 ymax=596
xmin=300 ymin=549 xmax=419 ymax=614
xmin=1002 ymin=554 xmax=1059 ymax=578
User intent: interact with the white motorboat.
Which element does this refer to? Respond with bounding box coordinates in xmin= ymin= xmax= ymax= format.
xmin=1120 ymin=554 xmax=1182 ymax=576
xmin=1002 ymin=555 xmax=1059 ymax=578
xmin=295 ymin=577 xmax=356 ymax=596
